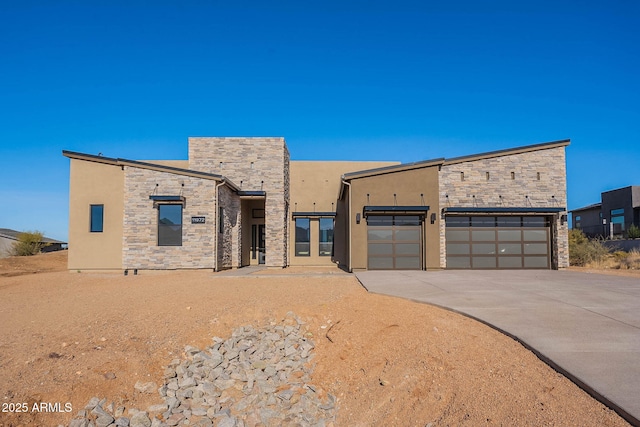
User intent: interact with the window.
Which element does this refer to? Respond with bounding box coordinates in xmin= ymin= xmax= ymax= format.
xmin=90 ymin=204 xmax=104 ymax=232
xmin=158 ymin=204 xmax=182 ymax=246
xmin=460 ymin=172 xmax=465 ymax=181
xmin=295 ymin=218 xmax=310 ymax=256
xmin=611 ymin=208 xmax=625 ymax=232
xmin=219 ymin=207 xmax=224 ymax=234
xmin=486 ymin=172 xmax=490 ymax=180
xmin=511 ymin=171 xmax=515 ymax=180
xmin=319 ymin=218 xmax=334 ymax=256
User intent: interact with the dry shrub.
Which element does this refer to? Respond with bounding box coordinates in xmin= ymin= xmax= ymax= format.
xmin=617 ymin=249 xmax=640 ymax=270
xmin=569 ymin=229 xmax=610 ymax=267
xmin=10 ymin=231 xmax=46 ymax=256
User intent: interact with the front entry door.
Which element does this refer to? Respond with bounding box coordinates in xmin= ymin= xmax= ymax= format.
xmin=252 ymin=224 xmax=266 ymax=264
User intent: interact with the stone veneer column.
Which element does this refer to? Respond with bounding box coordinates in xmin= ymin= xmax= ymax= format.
xmin=189 ymin=137 xmax=289 ymax=268
xmin=438 ymin=146 xmax=569 ymax=269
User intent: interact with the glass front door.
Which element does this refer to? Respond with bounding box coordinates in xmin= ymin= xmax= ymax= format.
xmin=252 ymin=224 xmax=266 ymax=264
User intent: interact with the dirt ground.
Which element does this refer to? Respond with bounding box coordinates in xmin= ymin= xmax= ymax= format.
xmin=0 ymin=252 xmax=631 ymax=426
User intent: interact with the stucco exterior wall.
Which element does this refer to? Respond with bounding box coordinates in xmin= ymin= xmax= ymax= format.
xmin=438 ymin=145 xmax=569 ymax=268
xmin=68 ymin=159 xmax=124 ymax=270
xmin=189 ymin=137 xmax=289 ymax=267
xmin=122 ymin=166 xmax=219 ymax=269
xmin=348 ymin=166 xmax=441 ymax=271
xmin=289 ymin=160 xmax=398 ymax=266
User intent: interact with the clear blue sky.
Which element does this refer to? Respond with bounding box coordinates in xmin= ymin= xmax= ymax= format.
xmin=1 ymin=1 xmax=638 ymax=242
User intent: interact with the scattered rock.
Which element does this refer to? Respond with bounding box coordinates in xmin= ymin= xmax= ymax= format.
xmin=63 ymin=314 xmax=336 ymax=426
xmin=134 ymin=381 xmax=158 ymax=394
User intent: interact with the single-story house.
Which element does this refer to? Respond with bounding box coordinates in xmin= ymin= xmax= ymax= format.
xmin=63 ymin=137 xmax=569 ymax=272
xmin=0 ymin=228 xmax=67 ymax=258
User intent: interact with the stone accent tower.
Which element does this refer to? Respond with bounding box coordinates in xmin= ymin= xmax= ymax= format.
xmin=189 ymin=137 xmax=290 ymax=268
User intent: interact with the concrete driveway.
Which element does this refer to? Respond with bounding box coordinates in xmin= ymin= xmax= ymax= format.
xmin=355 ymin=270 xmax=640 ymax=426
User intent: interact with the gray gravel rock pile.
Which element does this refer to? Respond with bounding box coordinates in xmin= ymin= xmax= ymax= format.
xmin=65 ymin=312 xmax=337 ymax=427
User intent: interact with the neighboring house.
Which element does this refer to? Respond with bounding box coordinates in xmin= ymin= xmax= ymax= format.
xmin=0 ymin=228 xmax=67 ymax=258
xmin=571 ymin=186 xmax=640 ymax=238
xmin=63 ymin=137 xmax=569 ymax=271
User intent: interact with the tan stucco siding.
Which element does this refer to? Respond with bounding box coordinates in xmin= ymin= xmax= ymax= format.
xmin=68 ymin=159 xmax=124 ymax=270
xmin=348 ymin=166 xmax=441 ymax=271
xmin=141 ymin=160 xmax=190 ymax=169
xmin=439 ymin=146 xmax=569 ymax=268
xmin=289 ymin=161 xmax=398 ymax=266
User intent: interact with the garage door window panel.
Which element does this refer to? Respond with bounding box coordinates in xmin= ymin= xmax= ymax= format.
xmin=498 ymin=243 xmax=522 ymax=254
xmin=448 ymin=257 xmax=471 ymax=268
xmin=472 ymin=243 xmax=496 ymax=255
xmin=498 ymin=230 xmax=522 ymax=241
xmin=472 ymin=257 xmax=497 ymax=268
xmin=525 ymin=257 xmax=548 ymax=268
xmin=523 ymin=230 xmax=547 ymax=241
xmin=446 ymin=216 xmax=470 ymax=227
xmin=472 ymin=216 xmax=496 ymax=227
xmin=498 ymin=216 xmax=521 ymax=227
xmin=446 ymin=229 xmax=469 ymax=241
xmin=368 ymin=229 xmax=393 ymax=240
xmin=396 ymin=257 xmax=421 ymax=269
xmin=472 ymin=230 xmax=496 ymax=241
xmin=499 ymin=257 xmax=523 ymax=268
xmin=447 ymin=243 xmax=470 ymax=255
xmin=395 ymin=229 xmax=421 ymax=241
xmin=524 ymin=243 xmax=548 ymax=254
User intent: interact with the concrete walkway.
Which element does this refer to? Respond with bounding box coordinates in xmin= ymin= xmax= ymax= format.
xmin=356 ymin=270 xmax=640 ymax=426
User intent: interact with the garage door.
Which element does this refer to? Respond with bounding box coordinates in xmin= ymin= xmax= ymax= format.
xmin=367 ymin=215 xmax=422 ymax=270
xmin=445 ymin=216 xmax=550 ymax=269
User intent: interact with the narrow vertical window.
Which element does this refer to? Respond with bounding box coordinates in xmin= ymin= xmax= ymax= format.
xmin=536 ymin=172 xmax=541 ymax=180
xmin=295 ymin=218 xmax=310 ymax=256
xmin=158 ymin=204 xmax=182 ymax=246
xmin=486 ymin=172 xmax=490 ymax=181
xmin=219 ymin=207 xmax=224 ymax=234
xmin=460 ymin=172 xmax=465 ymax=181
xmin=511 ymin=171 xmax=515 ymax=180
xmin=90 ymin=204 xmax=104 ymax=232
xmin=319 ymin=218 xmax=334 ymax=256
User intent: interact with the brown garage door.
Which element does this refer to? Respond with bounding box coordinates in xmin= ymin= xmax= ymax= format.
xmin=367 ymin=215 xmax=422 ymax=270
xmin=445 ymin=216 xmax=550 ymax=269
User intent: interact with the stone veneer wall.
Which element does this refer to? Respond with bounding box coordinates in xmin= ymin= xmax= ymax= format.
xmin=217 ymin=184 xmax=242 ymax=270
xmin=189 ymin=137 xmax=289 ymax=268
xmin=123 ymin=167 xmax=219 ymax=269
xmin=438 ymin=146 xmax=569 ymax=269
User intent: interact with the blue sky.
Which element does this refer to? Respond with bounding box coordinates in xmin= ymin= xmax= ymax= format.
xmin=1 ymin=1 xmax=638 ymax=242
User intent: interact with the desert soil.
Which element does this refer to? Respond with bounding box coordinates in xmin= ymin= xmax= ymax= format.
xmin=0 ymin=252 xmax=631 ymax=426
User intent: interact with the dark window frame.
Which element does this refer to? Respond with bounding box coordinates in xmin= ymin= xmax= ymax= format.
xmin=158 ymin=204 xmax=183 ymax=246
xmin=295 ymin=218 xmax=311 ymax=257
xmin=90 ymin=204 xmax=104 ymax=233
xmin=319 ymin=217 xmax=334 ymax=257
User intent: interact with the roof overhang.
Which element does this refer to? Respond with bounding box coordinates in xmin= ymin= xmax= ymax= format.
xmin=292 ymin=212 xmax=336 ymax=218
xmin=62 ymin=150 xmax=240 ymax=191
xmin=238 ymin=190 xmax=266 ymax=200
xmin=442 ymin=207 xmax=566 ymax=215
xmin=363 ymin=205 xmax=430 ymax=216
